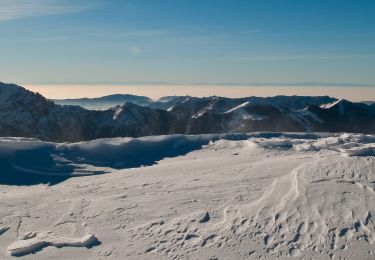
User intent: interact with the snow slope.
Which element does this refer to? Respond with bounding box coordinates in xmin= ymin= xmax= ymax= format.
xmin=0 ymin=133 xmax=374 ymax=259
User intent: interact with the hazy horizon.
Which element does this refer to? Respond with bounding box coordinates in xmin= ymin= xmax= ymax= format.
xmin=1 ymin=0 xmax=375 ymax=101
xmin=23 ymin=83 xmax=375 ymax=102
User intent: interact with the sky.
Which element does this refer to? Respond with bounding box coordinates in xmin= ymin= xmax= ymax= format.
xmin=0 ymin=0 xmax=375 ymax=100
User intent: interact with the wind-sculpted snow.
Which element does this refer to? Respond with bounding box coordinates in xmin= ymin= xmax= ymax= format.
xmin=0 ymin=134 xmax=250 ymax=185
xmin=0 ymin=133 xmax=373 ymax=186
xmin=253 ymin=133 xmax=375 ymax=156
xmin=0 ymin=133 xmax=374 ymax=259
xmin=140 ymin=159 xmax=375 ymax=258
xmin=0 ymin=135 xmax=202 ymax=185
xmin=7 ymin=233 xmax=99 ymax=257
xmin=130 ymin=133 xmax=375 ymax=259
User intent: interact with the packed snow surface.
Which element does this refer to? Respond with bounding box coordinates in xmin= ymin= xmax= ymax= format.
xmin=0 ymin=133 xmax=374 ymax=259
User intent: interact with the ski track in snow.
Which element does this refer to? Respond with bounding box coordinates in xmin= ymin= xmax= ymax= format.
xmin=0 ymin=133 xmax=374 ymax=259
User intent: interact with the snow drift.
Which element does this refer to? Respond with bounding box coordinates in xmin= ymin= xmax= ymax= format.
xmin=0 ymin=132 xmax=374 ymax=259
xmin=1 ymin=133 xmax=373 ymax=185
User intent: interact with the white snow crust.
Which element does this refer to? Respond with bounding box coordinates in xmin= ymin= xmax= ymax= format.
xmin=0 ymin=132 xmax=374 ymax=259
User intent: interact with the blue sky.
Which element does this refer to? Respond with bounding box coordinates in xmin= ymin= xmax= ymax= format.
xmin=1 ymin=0 xmax=375 ymax=87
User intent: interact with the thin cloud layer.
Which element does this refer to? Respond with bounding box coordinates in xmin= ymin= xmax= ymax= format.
xmin=0 ymin=0 xmax=99 ymax=21
xmin=230 ymin=55 xmax=375 ymax=61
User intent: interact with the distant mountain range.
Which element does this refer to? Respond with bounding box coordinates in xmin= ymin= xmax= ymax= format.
xmin=53 ymin=93 xmax=337 ymax=111
xmin=1 ymin=82 xmax=374 ymax=142
xmin=53 ymin=94 xmax=154 ymax=110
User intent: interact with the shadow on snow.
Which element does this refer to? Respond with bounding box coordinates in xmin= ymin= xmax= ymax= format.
xmin=0 ymin=133 xmax=324 ymax=186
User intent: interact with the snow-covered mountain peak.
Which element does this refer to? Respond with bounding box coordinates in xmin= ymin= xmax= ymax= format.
xmin=0 ymin=83 xmax=374 ymax=141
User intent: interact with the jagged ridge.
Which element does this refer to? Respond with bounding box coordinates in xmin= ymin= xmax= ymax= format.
xmin=0 ymin=82 xmax=374 ymax=142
